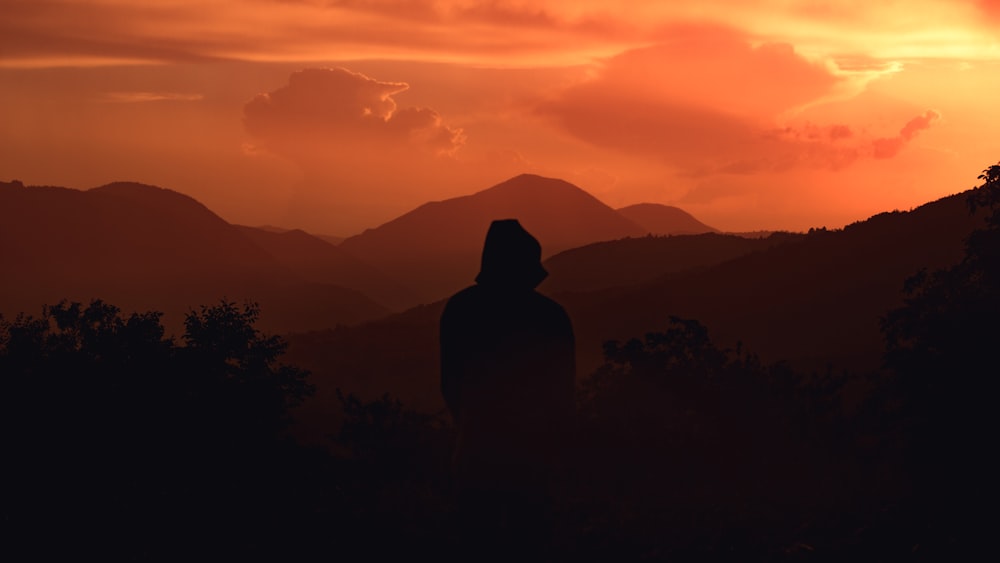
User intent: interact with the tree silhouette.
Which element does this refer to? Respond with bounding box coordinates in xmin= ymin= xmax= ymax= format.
xmin=570 ymin=317 xmax=849 ymax=560
xmin=879 ymin=162 xmax=1000 ymax=557
xmin=881 ymin=164 xmax=999 ymax=455
xmin=883 ymin=164 xmax=1000 ymax=390
xmin=180 ymin=300 xmax=313 ymax=441
xmin=0 ymin=299 xmax=315 ymax=559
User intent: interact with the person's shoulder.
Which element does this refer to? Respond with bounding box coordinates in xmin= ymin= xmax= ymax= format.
xmin=441 ymin=285 xmax=481 ymax=316
xmin=446 ymin=285 xmax=482 ymax=304
xmin=529 ymin=291 xmax=571 ymax=318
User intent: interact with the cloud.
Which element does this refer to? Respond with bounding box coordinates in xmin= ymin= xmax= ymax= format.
xmin=899 ymin=109 xmax=940 ymax=139
xmin=99 ymin=91 xmax=204 ymax=103
xmin=536 ymin=27 xmax=943 ymax=177
xmin=5 ymin=0 xmax=998 ymax=69
xmin=241 ymin=67 xmax=469 ymax=232
xmin=0 ymin=0 xmax=638 ymax=68
xmin=535 ymin=27 xmax=843 ymax=172
xmin=603 ymin=25 xmax=840 ymax=117
xmin=243 ymin=67 xmax=464 ymax=160
xmin=872 ymin=110 xmax=940 ymax=159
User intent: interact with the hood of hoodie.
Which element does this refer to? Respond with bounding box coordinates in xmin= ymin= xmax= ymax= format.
xmin=475 ymin=219 xmax=548 ymax=289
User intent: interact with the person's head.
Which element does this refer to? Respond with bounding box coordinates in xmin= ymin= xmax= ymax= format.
xmin=475 ymin=219 xmax=548 ymax=289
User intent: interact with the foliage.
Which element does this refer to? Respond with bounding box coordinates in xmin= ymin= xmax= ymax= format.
xmin=336 ymin=390 xmax=452 ymax=471
xmin=883 ymin=163 xmax=1000 ymax=386
xmin=181 ymin=301 xmax=314 ymax=436
xmin=329 ymin=391 xmax=456 ymax=556
xmin=581 ymin=317 xmax=842 ymax=450
xmin=568 ymin=317 xmax=853 ymax=559
xmin=0 ymin=299 xmax=316 ymax=559
xmin=0 ymin=299 xmax=311 ymax=436
xmin=878 ymin=164 xmax=1000 ymax=548
xmin=880 ymin=164 xmax=1000 ymax=452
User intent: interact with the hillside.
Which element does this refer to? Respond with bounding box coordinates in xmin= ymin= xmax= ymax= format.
xmin=617 ymin=203 xmax=718 ymax=235
xmin=540 ymin=232 xmax=803 ymax=294
xmin=284 ymin=188 xmax=986 ymax=438
xmin=0 ymin=180 xmax=388 ymax=332
xmin=561 ymin=192 xmax=987 ymax=375
xmin=235 ymin=226 xmax=416 ymax=312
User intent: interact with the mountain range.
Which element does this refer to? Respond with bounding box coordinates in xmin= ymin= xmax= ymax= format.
xmin=338 ymin=174 xmax=651 ymax=305
xmin=0 ymin=180 xmax=387 ymax=332
xmin=1 ymin=174 xmax=720 ymax=330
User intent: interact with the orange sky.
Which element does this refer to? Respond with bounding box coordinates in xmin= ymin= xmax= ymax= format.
xmin=2 ymin=0 xmax=999 ymax=235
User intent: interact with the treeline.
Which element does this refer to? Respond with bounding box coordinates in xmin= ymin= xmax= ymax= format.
xmin=1 ymin=301 xmax=322 ymax=559
xmin=0 ymin=299 xmax=454 ymax=560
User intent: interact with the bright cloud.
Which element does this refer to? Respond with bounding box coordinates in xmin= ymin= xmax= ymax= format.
xmin=536 ymin=27 xmax=943 ymax=177
xmin=241 ymin=67 xmax=469 ymax=232
xmin=243 ymin=67 xmax=464 ymax=160
xmin=99 ymin=91 xmax=204 ymax=103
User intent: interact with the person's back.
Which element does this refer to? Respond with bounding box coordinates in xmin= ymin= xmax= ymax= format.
xmin=439 ymin=219 xmax=575 ymax=560
xmin=442 ymin=284 xmax=574 ymax=477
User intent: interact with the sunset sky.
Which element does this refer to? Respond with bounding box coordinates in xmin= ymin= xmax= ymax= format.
xmin=2 ymin=0 xmax=999 ymax=235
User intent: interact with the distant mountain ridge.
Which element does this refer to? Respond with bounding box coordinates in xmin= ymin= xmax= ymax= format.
xmin=617 ymin=203 xmax=718 ymax=235
xmin=283 ymin=187 xmax=987 ymax=423
xmin=540 ymin=232 xmax=802 ymax=294
xmin=339 ymin=173 xmax=648 ymax=306
xmin=251 ymin=224 xmax=345 ymax=246
xmin=0 ymin=180 xmax=387 ymax=332
xmin=0 ymin=174 xmax=734 ymax=329
xmin=560 ymin=191 xmax=988 ymax=375
xmin=234 ymin=226 xmax=416 ymax=311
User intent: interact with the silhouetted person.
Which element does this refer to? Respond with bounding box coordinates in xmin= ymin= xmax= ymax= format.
xmin=440 ymin=219 xmax=575 ymax=561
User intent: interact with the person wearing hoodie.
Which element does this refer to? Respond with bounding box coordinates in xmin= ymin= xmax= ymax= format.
xmin=440 ymin=219 xmax=575 ymax=560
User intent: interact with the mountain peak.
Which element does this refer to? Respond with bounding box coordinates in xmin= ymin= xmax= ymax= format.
xmin=483 ymin=173 xmax=587 ymax=195
xmin=501 ymin=172 xmax=565 ymax=184
xmin=92 ymin=180 xmax=170 ymax=192
xmin=91 ymin=181 xmax=199 ymax=202
xmin=339 ymin=174 xmax=647 ymax=306
xmin=88 ymin=181 xmax=219 ymax=220
xmin=510 ymin=172 xmax=548 ymax=181
xmin=468 ymin=174 xmax=624 ymax=217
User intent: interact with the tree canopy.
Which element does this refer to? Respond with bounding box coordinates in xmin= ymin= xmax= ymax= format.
xmin=1 ymin=299 xmax=314 ymax=559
